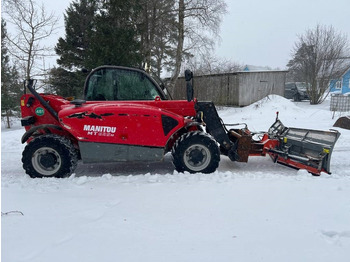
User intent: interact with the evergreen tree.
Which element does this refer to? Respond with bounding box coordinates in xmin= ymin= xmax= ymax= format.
xmin=51 ymin=0 xmax=142 ymax=97
xmin=55 ymin=0 xmax=98 ymax=70
xmin=91 ymin=0 xmax=142 ymax=67
xmin=51 ymin=0 xmax=99 ymax=97
xmin=1 ymin=19 xmax=22 ymax=128
xmin=47 ymin=67 xmax=87 ymax=98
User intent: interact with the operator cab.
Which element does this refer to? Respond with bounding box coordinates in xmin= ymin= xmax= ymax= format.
xmin=84 ymin=66 xmax=169 ymax=101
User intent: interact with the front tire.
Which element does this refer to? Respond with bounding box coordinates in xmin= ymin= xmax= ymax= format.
xmin=172 ymin=131 xmax=220 ymax=173
xmin=22 ymin=135 xmax=78 ymax=178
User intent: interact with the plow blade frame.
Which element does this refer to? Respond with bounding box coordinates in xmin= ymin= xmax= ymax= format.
xmin=270 ymin=122 xmax=340 ymax=174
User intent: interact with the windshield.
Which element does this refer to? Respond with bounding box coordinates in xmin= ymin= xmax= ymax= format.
xmin=296 ymin=82 xmax=307 ymax=91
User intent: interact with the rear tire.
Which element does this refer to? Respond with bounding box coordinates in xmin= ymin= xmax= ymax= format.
xmin=172 ymin=131 xmax=220 ymax=173
xmin=22 ymin=135 xmax=78 ymax=178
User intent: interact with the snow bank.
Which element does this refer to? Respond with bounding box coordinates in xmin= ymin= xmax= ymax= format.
xmin=219 ymin=95 xmax=336 ymax=131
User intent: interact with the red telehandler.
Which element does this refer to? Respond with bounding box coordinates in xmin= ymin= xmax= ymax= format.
xmin=20 ymin=66 xmax=340 ymax=178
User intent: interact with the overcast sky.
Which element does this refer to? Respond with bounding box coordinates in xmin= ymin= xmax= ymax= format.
xmin=14 ymin=0 xmax=350 ymax=70
xmin=216 ymin=0 xmax=350 ymax=69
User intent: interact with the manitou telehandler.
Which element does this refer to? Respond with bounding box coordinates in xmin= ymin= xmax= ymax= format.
xmin=20 ymin=66 xmax=340 ymax=178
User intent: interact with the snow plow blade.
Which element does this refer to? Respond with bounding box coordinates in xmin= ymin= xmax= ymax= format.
xmin=267 ymin=120 xmax=340 ymax=175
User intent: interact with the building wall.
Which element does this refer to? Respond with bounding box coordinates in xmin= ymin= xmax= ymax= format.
xmin=168 ymin=71 xmax=287 ymax=106
xmin=329 ymin=68 xmax=350 ymax=94
xmin=237 ymin=71 xmax=286 ymax=106
xmin=342 ymin=70 xmax=350 ymax=94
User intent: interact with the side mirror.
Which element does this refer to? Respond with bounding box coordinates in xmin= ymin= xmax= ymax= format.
xmin=185 ymin=69 xmax=193 ymax=102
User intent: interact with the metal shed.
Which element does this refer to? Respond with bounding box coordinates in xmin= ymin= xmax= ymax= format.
xmin=169 ymin=70 xmax=288 ymax=106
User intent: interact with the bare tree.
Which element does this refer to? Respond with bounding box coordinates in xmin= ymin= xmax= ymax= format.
xmin=168 ymin=0 xmax=227 ymax=92
xmin=187 ymin=53 xmax=243 ymax=75
xmin=2 ymin=0 xmax=59 ymax=81
xmin=288 ymin=25 xmax=349 ymax=104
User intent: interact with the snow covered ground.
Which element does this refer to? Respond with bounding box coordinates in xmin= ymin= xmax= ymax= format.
xmin=2 ymin=96 xmax=350 ymax=262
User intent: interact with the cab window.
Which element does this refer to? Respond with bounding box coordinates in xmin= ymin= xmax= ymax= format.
xmin=85 ymin=68 xmax=162 ymax=101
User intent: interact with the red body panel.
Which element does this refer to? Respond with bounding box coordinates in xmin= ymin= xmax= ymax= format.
xmin=20 ymin=94 xmax=70 ymax=129
xmin=80 ymin=100 xmax=197 ymax=117
xmin=21 ymin=93 xmax=197 ymax=148
xmin=59 ymin=101 xmax=195 ymax=147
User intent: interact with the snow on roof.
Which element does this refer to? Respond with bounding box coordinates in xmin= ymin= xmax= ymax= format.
xmin=243 ymin=65 xmax=272 ymax=71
